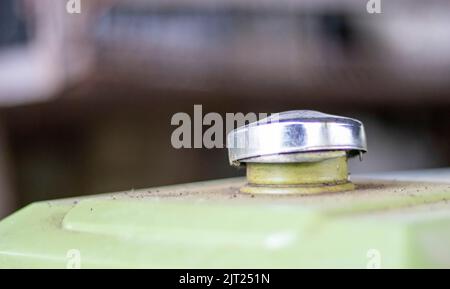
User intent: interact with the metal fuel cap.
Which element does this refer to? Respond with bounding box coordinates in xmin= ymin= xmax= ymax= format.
xmin=227 ymin=110 xmax=367 ymax=195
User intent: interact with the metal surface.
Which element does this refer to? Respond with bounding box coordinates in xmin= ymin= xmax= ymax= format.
xmin=227 ymin=110 xmax=367 ymax=166
xmin=244 ymin=150 xmax=346 ymax=163
xmin=1 ymin=176 xmax=450 ymax=268
xmin=227 ymin=110 xmax=366 ymax=194
xmin=242 ymin=152 xmax=355 ymax=194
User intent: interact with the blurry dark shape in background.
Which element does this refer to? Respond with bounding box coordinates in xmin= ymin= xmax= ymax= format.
xmin=0 ymin=0 xmax=28 ymax=47
xmin=0 ymin=0 xmax=449 ymax=218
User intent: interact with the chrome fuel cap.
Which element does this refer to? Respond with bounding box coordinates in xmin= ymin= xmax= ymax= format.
xmin=227 ymin=110 xmax=367 ymax=195
xmin=227 ymin=110 xmax=367 ymax=166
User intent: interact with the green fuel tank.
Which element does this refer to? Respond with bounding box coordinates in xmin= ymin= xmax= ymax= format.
xmin=0 ymin=175 xmax=450 ymax=268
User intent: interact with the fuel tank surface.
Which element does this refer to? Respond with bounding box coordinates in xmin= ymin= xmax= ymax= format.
xmin=0 ymin=176 xmax=450 ymax=268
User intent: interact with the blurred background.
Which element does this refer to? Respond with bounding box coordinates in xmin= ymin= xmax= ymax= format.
xmin=0 ymin=0 xmax=449 ymax=218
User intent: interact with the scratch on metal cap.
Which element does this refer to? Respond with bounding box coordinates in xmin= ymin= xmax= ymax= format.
xmin=227 ymin=110 xmax=367 ymax=166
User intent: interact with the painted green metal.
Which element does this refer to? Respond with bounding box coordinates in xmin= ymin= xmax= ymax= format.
xmin=243 ymin=151 xmax=353 ymax=194
xmin=0 ymin=177 xmax=450 ymax=268
xmin=246 ymin=157 xmax=348 ymax=185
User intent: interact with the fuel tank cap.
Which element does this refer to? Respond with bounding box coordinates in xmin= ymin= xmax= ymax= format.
xmin=227 ymin=110 xmax=367 ymax=195
xmin=227 ymin=110 xmax=367 ymax=166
